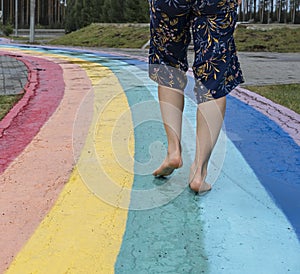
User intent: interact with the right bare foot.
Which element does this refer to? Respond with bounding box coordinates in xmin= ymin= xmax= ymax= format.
xmin=153 ymin=155 xmax=182 ymax=177
xmin=189 ymin=180 xmax=212 ymax=194
xmin=189 ymin=165 xmax=212 ymax=194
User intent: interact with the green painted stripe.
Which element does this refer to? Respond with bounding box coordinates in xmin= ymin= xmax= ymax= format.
xmin=111 ymin=61 xmax=210 ymax=273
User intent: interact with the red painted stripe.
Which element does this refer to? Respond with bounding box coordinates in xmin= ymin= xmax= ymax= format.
xmin=0 ymin=53 xmax=65 ymax=173
xmin=0 ymin=57 xmax=92 ymax=272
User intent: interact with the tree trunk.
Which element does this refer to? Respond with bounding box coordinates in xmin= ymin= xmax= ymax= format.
xmin=21 ymin=0 xmax=24 ymax=26
xmin=253 ymin=0 xmax=257 ymax=21
xmin=54 ymin=0 xmax=57 ymax=26
xmin=48 ymin=0 xmax=51 ymax=25
xmin=37 ymin=0 xmax=39 ymax=25
xmin=15 ymin=0 xmax=18 ymax=36
xmin=260 ymin=0 xmax=264 ymax=23
xmin=27 ymin=0 xmax=30 ymax=26
xmin=278 ymin=0 xmax=282 ymax=22
xmin=291 ymin=0 xmax=296 ymax=23
xmin=9 ymin=0 xmax=13 ymax=22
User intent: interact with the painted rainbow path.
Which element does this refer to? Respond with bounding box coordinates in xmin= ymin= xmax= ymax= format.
xmin=0 ymin=45 xmax=300 ymax=274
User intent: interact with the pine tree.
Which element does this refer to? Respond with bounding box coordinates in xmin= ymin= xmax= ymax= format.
xmin=101 ymin=0 xmax=112 ymax=22
xmin=124 ymin=0 xmax=149 ymax=23
xmin=90 ymin=0 xmax=105 ymax=22
xmin=64 ymin=0 xmax=150 ymax=32
xmin=107 ymin=0 xmax=125 ymax=22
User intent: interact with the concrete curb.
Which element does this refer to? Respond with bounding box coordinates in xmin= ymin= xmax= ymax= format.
xmin=0 ymin=52 xmax=35 ymax=137
xmin=0 ymin=51 xmax=65 ymax=173
xmin=232 ymin=87 xmax=300 ymax=145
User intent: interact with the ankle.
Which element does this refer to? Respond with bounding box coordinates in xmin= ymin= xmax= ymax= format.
xmin=167 ymin=154 xmax=182 ymax=168
xmin=167 ymin=143 xmax=181 ymax=155
xmin=167 ymin=144 xmax=181 ymax=158
xmin=190 ymin=164 xmax=207 ymax=183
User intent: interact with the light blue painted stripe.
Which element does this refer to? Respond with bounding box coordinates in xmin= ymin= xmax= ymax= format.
xmin=118 ymin=62 xmax=300 ymax=273
xmin=200 ymin=140 xmax=300 ymax=273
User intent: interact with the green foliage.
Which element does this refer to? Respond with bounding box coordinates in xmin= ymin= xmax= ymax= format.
xmin=65 ymin=0 xmax=149 ymax=32
xmin=125 ymin=0 xmax=150 ymax=23
xmin=0 ymin=23 xmax=14 ymax=36
xmin=108 ymin=0 xmax=126 ymax=22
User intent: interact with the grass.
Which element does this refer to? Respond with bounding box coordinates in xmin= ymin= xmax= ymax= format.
xmin=48 ymin=23 xmax=300 ymax=53
xmin=234 ymin=26 xmax=300 ymax=53
xmin=244 ymin=84 xmax=300 ymax=114
xmin=0 ymin=94 xmax=24 ymax=121
xmin=49 ymin=23 xmax=150 ymax=48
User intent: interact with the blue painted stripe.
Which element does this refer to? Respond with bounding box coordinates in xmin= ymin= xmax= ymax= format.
xmin=225 ymin=96 xmax=300 ymax=240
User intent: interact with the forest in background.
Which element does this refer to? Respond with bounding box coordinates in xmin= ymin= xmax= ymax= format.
xmin=0 ymin=0 xmax=149 ymax=32
xmin=0 ymin=0 xmax=299 ymax=33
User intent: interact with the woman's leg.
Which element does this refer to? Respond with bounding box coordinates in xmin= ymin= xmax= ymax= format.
xmin=189 ymin=96 xmax=226 ymax=193
xmin=189 ymin=0 xmax=243 ymax=192
xmin=148 ymin=0 xmax=192 ymax=176
xmin=153 ymin=85 xmax=184 ymax=176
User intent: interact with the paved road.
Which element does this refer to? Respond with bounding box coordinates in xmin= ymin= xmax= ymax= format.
xmin=105 ymin=47 xmax=300 ymax=86
xmin=0 ymin=54 xmax=28 ymax=95
xmin=0 ymin=44 xmax=299 ymax=274
xmin=238 ymin=51 xmax=300 ymax=86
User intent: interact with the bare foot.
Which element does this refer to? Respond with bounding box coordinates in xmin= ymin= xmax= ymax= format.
xmin=153 ymin=155 xmax=182 ymax=177
xmin=189 ymin=165 xmax=212 ymax=194
xmin=189 ymin=180 xmax=212 ymax=195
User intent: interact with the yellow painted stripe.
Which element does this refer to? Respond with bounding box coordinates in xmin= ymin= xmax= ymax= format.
xmin=6 ymin=51 xmax=134 ymax=273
